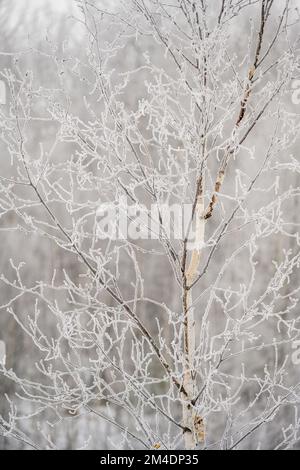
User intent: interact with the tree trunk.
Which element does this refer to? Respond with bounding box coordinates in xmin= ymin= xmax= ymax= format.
xmin=182 ymin=188 xmax=205 ymax=449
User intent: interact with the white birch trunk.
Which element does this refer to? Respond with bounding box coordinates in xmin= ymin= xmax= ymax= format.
xmin=183 ymin=192 xmax=205 ymax=449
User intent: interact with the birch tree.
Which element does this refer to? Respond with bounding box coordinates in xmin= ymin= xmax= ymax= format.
xmin=1 ymin=0 xmax=300 ymax=450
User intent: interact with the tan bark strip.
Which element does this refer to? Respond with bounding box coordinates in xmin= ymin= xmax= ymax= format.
xmin=182 ymin=173 xmax=206 ymax=448
xmin=203 ymin=0 xmax=272 ymax=221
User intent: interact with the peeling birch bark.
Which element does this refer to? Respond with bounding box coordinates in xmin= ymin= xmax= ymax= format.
xmin=204 ymin=1 xmax=268 ymax=221
xmin=182 ymin=189 xmax=205 ymax=449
